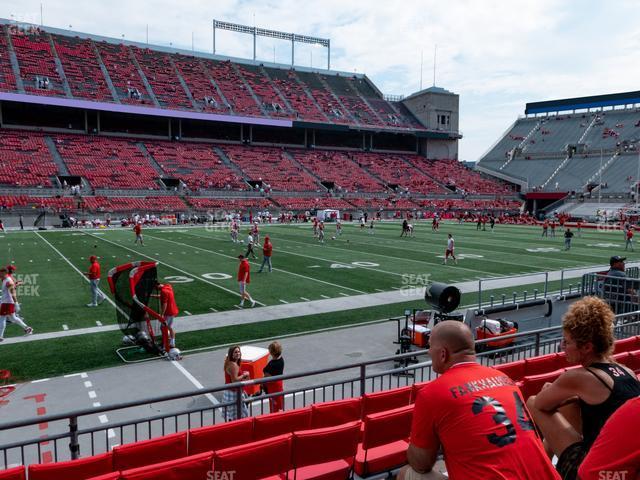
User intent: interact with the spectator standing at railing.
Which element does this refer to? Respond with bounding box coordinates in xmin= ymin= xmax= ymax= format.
xmin=398 ymin=321 xmax=559 ymax=480
xmin=262 ymin=341 xmax=285 ymax=413
xmin=527 ymin=297 xmax=640 ymax=480
xmin=222 ymin=345 xmax=249 ymax=421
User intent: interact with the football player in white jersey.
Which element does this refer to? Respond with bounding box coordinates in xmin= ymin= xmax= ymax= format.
xmin=0 ymin=267 xmax=33 ymax=341
xmin=443 ymin=233 xmax=457 ymax=265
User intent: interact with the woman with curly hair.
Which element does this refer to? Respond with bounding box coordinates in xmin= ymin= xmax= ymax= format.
xmin=527 ymin=296 xmax=640 ymax=480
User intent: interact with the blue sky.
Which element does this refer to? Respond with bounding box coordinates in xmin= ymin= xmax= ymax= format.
xmin=3 ymin=0 xmax=640 ymax=161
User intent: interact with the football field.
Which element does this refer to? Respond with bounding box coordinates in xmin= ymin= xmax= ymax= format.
xmin=0 ymin=220 xmax=636 ymax=380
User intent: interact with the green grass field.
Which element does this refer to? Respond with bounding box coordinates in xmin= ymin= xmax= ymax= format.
xmin=0 ymin=220 xmax=636 ymax=380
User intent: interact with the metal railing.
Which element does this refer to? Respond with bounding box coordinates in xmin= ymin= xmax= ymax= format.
xmin=1 ymin=314 xmax=639 ymax=470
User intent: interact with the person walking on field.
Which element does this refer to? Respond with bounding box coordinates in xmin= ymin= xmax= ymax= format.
xmin=84 ymin=255 xmax=106 ymax=307
xmin=443 ymin=234 xmax=457 ymax=265
xmin=133 ymin=222 xmax=144 ymax=245
xmin=626 ymin=228 xmax=634 ymax=251
xmin=564 ymin=228 xmax=574 ymax=250
xmin=258 ymin=236 xmax=273 ymax=273
xmin=245 ymin=232 xmax=257 ymax=259
xmin=237 ymin=255 xmax=256 ymax=308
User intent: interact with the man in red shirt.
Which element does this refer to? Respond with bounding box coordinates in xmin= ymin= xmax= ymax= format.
xmin=258 ymin=236 xmax=273 ymax=273
xmin=625 ymin=228 xmax=634 ymax=251
xmin=237 ymin=255 xmax=255 ymax=308
xmin=133 ymin=222 xmax=144 ymax=246
xmin=154 ymin=282 xmax=179 ymax=349
xmin=578 ymin=396 xmax=640 ymax=480
xmin=398 ymin=321 xmax=559 ymax=480
xmin=84 ymin=255 xmax=106 ymax=307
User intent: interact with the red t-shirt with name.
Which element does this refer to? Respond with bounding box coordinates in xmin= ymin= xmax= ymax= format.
xmin=237 ymin=259 xmax=250 ymax=283
xmin=578 ymin=396 xmax=640 ymax=480
xmin=263 ymin=242 xmax=273 ymax=257
xmin=88 ymin=262 xmax=101 ymax=280
xmin=627 ymin=230 xmax=634 ymax=240
xmin=134 ymin=224 xmax=142 ymax=235
xmin=160 ymin=284 xmax=179 ymax=317
xmin=410 ymin=363 xmax=559 ymax=480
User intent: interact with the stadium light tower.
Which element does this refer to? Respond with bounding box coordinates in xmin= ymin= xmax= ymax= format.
xmin=212 ymin=19 xmax=331 ymax=69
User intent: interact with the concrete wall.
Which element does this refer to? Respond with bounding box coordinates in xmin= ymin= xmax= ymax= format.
xmin=404 ymin=88 xmax=459 ymax=160
xmin=402 ymin=90 xmax=459 ymax=133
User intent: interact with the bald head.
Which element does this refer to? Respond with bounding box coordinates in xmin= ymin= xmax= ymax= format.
xmin=429 ymin=320 xmax=475 ymax=357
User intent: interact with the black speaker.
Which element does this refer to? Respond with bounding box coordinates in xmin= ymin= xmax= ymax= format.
xmin=424 ymin=283 xmax=461 ymax=313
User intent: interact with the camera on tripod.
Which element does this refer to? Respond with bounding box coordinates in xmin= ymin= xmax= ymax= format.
xmin=393 ymin=282 xmax=463 ymax=373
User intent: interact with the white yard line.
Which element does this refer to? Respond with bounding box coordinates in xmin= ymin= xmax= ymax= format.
xmin=170 ymin=361 xmax=219 ymax=406
xmin=148 ymin=233 xmax=366 ymax=294
xmin=82 ymin=232 xmax=266 ymax=306
xmin=35 ymin=231 xmax=118 ymax=310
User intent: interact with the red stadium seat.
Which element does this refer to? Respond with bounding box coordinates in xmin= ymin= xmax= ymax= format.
xmin=495 ymin=360 xmax=526 ymax=381
xmin=310 ymin=398 xmax=362 ymax=429
xmin=524 ymin=353 xmax=563 ymax=376
xmin=614 ymin=336 xmax=640 ymax=354
xmin=213 ymin=433 xmax=292 ymax=480
xmin=410 ymin=381 xmax=429 ymax=403
xmin=0 ymin=466 xmax=25 ymax=480
xmin=354 ymin=405 xmax=413 ymax=477
xmin=361 ymin=386 xmax=412 ymax=417
xmin=112 ymin=432 xmax=187 ymax=471
xmin=290 ymin=421 xmax=361 ymax=480
xmin=119 ymin=451 xmax=213 ymax=480
xmin=253 ymin=407 xmax=312 ymax=441
xmin=614 ymin=350 xmax=640 ymax=373
xmin=520 ymin=369 xmax=565 ymax=400
xmin=28 ymin=452 xmax=113 ymax=480
xmin=188 ymin=417 xmax=254 ymax=456
xmin=85 ymin=473 xmax=121 ymax=480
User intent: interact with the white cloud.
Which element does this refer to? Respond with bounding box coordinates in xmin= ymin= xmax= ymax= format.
xmin=2 ymin=0 xmax=638 ymax=161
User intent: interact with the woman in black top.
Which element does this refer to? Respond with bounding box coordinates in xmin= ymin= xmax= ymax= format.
xmin=263 ymin=341 xmax=285 ymax=413
xmin=527 ymin=296 xmax=640 ymax=480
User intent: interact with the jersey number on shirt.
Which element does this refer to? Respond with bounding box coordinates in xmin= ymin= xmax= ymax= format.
xmin=471 ymin=393 xmax=534 ymax=448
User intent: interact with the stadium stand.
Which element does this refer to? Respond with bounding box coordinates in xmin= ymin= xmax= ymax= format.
xmin=294 ymin=71 xmax=353 ymax=125
xmin=130 ymin=46 xmax=193 ymax=110
xmin=52 ymin=135 xmax=160 ymax=190
xmin=0 ymin=195 xmax=77 ymax=211
xmin=221 ymin=145 xmax=321 ymax=192
xmin=355 ymin=153 xmax=447 ymax=195
xmin=51 ymin=34 xmax=113 ymax=102
xmin=172 ymin=54 xmax=230 ymax=114
xmin=289 ymin=150 xmax=383 ymax=193
xmin=142 ymin=141 xmax=246 ymax=191
xmin=271 ymin=197 xmax=354 ymax=211
xmin=479 ymin=106 xmax=640 ymax=193
xmin=233 ymin=63 xmax=293 ymax=118
xmin=81 ymin=196 xmax=188 ymax=213
xmin=0 ymin=24 xmax=433 ymax=132
xmin=94 ymin=41 xmax=154 ymax=105
xmin=414 ymin=158 xmax=513 ymax=195
xmin=0 ymin=132 xmax=58 ymax=188
xmin=10 ymin=27 xmax=66 ymax=97
xmin=266 ymin=67 xmax=328 ymax=122
xmin=185 ymin=197 xmax=273 ymax=211
xmin=201 ymin=59 xmax=263 ymax=117
xmin=0 ymin=26 xmax=18 ymax=93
